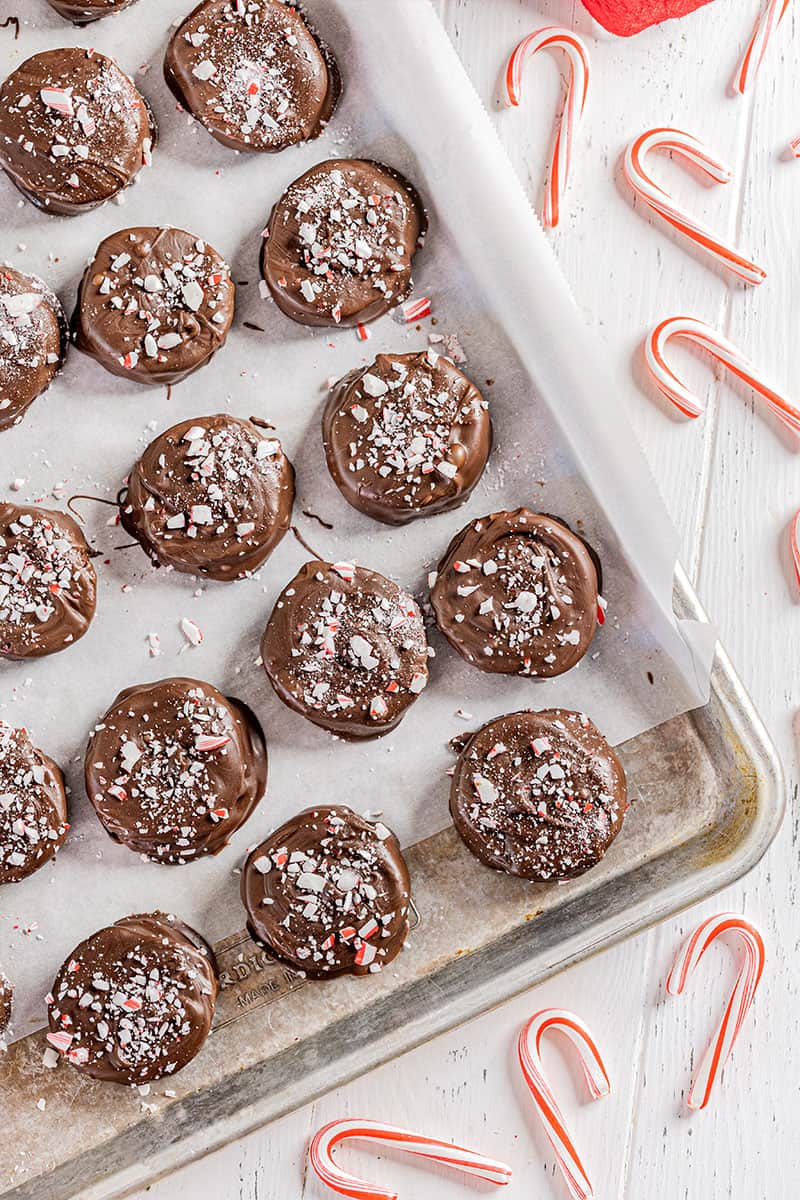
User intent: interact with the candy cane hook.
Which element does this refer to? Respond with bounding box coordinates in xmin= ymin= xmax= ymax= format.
xmin=518 ymin=1009 xmax=610 ymax=1200
xmin=733 ymin=0 xmax=791 ymax=94
xmin=503 ymin=27 xmax=590 ymax=227
xmin=667 ymin=913 xmax=765 ymax=1111
xmin=308 ymin=1118 xmax=512 ymax=1199
xmin=623 ymin=128 xmax=767 ymax=285
xmin=790 ymin=511 xmax=800 ymax=590
xmin=645 ymin=315 xmax=800 ymax=435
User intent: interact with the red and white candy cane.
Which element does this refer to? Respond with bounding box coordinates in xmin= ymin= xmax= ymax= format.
xmin=790 ymin=135 xmax=800 ymax=159
xmin=623 ymin=128 xmax=767 ymax=285
xmin=645 ymin=316 xmax=800 ymax=434
xmin=667 ymin=913 xmax=765 ymax=1111
xmin=790 ymin=511 xmax=800 ymax=590
xmin=733 ymin=0 xmax=791 ymax=94
xmin=308 ymin=1118 xmax=512 ymax=1200
xmin=518 ymin=1008 xmax=610 ymax=1200
xmin=503 ymin=27 xmax=590 ymax=228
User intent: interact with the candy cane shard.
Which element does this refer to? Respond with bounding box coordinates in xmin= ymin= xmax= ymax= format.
xmin=790 ymin=511 xmax=800 ymax=590
xmin=733 ymin=0 xmax=791 ymax=94
xmin=623 ymin=128 xmax=767 ymax=285
xmin=667 ymin=913 xmax=765 ymax=1111
xmin=790 ymin=136 xmax=800 ymax=159
xmin=503 ymin=27 xmax=590 ymax=227
xmin=517 ymin=1009 xmax=610 ymax=1200
xmin=308 ymin=1118 xmax=512 ymax=1200
xmin=645 ymin=316 xmax=800 ymax=434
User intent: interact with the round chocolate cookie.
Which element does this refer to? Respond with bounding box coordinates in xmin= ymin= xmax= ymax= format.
xmin=85 ymin=677 xmax=267 ymax=864
xmin=0 ymin=265 xmax=67 ymax=433
xmin=261 ymin=560 xmax=429 ymax=738
xmin=0 ymin=967 xmax=11 ymax=1037
xmin=73 ymin=227 xmax=235 ymax=386
xmin=260 ymin=158 xmax=426 ymax=327
xmin=47 ymin=912 xmax=218 ymax=1083
xmin=242 ymin=805 xmax=411 ymax=977
xmin=47 ymin=0 xmax=139 ymax=23
xmin=120 ymin=414 xmax=294 ymax=580
xmin=0 ymin=47 xmax=155 ymax=215
xmin=323 ymin=349 xmax=491 ymax=525
xmin=430 ymin=508 xmax=600 ymax=678
xmin=164 ymin=0 xmax=340 ymax=154
xmin=450 ymin=709 xmax=628 ymax=881
xmin=0 ymin=503 xmax=97 ymax=660
xmin=0 ymin=720 xmax=68 ymax=885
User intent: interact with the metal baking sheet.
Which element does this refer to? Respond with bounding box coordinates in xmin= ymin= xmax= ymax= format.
xmin=0 ymin=566 xmax=785 ymax=1200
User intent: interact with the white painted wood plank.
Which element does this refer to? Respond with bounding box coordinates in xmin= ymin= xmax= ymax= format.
xmin=135 ymin=0 xmax=795 ymax=1196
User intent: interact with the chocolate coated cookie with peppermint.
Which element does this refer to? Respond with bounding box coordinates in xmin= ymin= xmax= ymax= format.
xmin=0 ymin=721 xmax=69 ymax=885
xmin=241 ymin=805 xmax=411 ymax=977
xmin=260 ymin=560 xmax=429 ymax=738
xmin=0 ymin=265 xmax=67 ymax=433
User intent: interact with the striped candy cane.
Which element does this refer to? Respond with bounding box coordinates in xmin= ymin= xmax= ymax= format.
xmin=789 ymin=511 xmax=800 ymax=590
xmin=518 ymin=1009 xmax=610 ymax=1200
xmin=733 ymin=0 xmax=791 ymax=94
xmin=503 ymin=27 xmax=590 ymax=227
xmin=623 ymin=128 xmax=767 ymax=285
xmin=790 ymin=136 xmax=800 ymax=159
xmin=667 ymin=913 xmax=765 ymax=1111
xmin=308 ymin=1119 xmax=512 ymax=1199
xmin=645 ymin=316 xmax=800 ymax=434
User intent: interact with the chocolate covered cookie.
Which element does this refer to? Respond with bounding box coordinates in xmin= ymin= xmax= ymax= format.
xmin=0 ymin=265 xmax=67 ymax=432
xmin=0 ymin=47 xmax=155 ymax=215
xmin=323 ymin=349 xmax=491 ymax=524
xmin=73 ymin=226 xmax=235 ymax=386
xmin=47 ymin=912 xmax=218 ymax=1083
xmin=120 ymin=414 xmax=294 ymax=580
xmin=0 ymin=721 xmax=68 ymax=885
xmin=0 ymin=503 xmax=97 ymax=659
xmin=261 ymin=560 xmax=429 ymax=738
xmin=242 ymin=805 xmax=411 ymax=977
xmin=450 ymin=709 xmax=628 ymax=881
xmin=260 ymin=158 xmax=426 ymax=327
xmin=85 ymin=677 xmax=267 ymax=864
xmin=47 ymin=0 xmax=139 ymax=22
xmin=430 ymin=508 xmax=600 ymax=678
xmin=0 ymin=968 xmax=11 ymax=1036
xmin=164 ymin=0 xmax=340 ymax=153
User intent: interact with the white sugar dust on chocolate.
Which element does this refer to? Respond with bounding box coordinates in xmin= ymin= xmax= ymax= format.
xmin=164 ymin=0 xmax=340 ymax=153
xmin=0 ymin=265 xmax=67 ymax=433
xmin=73 ymin=227 xmax=235 ymax=386
xmin=241 ymin=805 xmax=411 ymax=978
xmin=0 ymin=503 xmax=97 ymax=660
xmin=322 ymin=349 xmax=492 ymax=525
xmin=430 ymin=508 xmax=601 ymax=678
xmin=260 ymin=560 xmax=430 ymax=738
xmin=449 ymin=709 xmax=628 ymax=881
xmin=47 ymin=912 xmax=218 ymax=1084
xmin=85 ymin=677 xmax=268 ymax=863
xmin=0 ymin=721 xmax=69 ymax=885
xmin=120 ymin=414 xmax=295 ymax=580
xmin=0 ymin=47 xmax=155 ymax=214
xmin=260 ymin=158 xmax=427 ymax=327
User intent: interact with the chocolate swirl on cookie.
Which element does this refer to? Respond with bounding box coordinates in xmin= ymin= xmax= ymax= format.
xmin=242 ymin=805 xmax=411 ymax=977
xmin=164 ymin=0 xmax=340 ymax=153
xmin=322 ymin=349 xmax=492 ymax=524
xmin=0 ymin=503 xmax=97 ymax=660
xmin=0 ymin=265 xmax=67 ymax=433
xmin=85 ymin=677 xmax=268 ymax=864
xmin=0 ymin=47 xmax=155 ymax=214
xmin=73 ymin=226 xmax=235 ymax=386
xmin=261 ymin=560 xmax=429 ymax=738
xmin=430 ymin=508 xmax=600 ymax=678
xmin=260 ymin=158 xmax=426 ymax=327
xmin=120 ymin=414 xmax=295 ymax=580
xmin=450 ymin=708 xmax=628 ymax=881
xmin=47 ymin=912 xmax=218 ymax=1083
xmin=0 ymin=721 xmax=68 ymax=885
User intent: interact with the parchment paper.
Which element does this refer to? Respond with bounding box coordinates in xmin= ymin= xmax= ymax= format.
xmin=0 ymin=0 xmax=714 ymax=1044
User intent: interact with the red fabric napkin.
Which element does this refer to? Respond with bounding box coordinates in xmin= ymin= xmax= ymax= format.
xmin=580 ymin=0 xmax=716 ymax=35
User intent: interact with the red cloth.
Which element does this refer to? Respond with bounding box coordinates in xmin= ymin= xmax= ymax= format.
xmin=580 ymin=0 xmax=716 ymax=35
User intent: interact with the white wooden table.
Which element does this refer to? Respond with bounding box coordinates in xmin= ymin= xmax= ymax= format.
xmin=137 ymin=1 xmax=799 ymax=1195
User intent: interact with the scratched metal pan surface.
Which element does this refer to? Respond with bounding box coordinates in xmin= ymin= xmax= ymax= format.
xmin=0 ymin=565 xmax=784 ymax=1200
